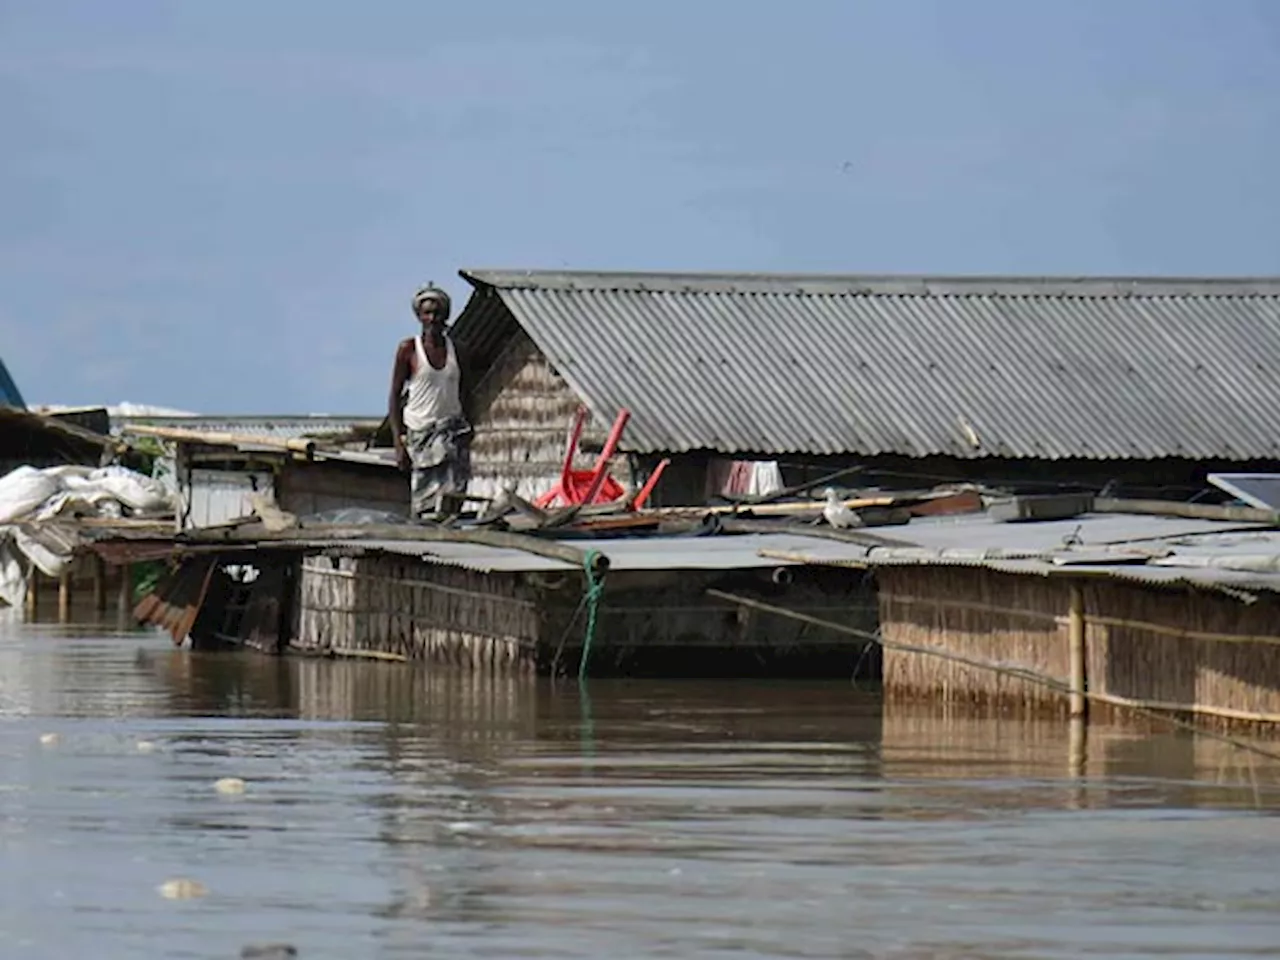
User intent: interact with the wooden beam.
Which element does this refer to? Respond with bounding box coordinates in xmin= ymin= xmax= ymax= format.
xmin=1095 ymin=497 xmax=1280 ymax=525
xmin=188 ymin=522 xmax=609 ymax=576
xmin=123 ymin=423 xmax=317 ymax=458
xmin=24 ymin=569 xmax=39 ymax=621
xmin=57 ymin=570 xmax=71 ymax=623
xmin=92 ymin=555 xmax=107 ymax=611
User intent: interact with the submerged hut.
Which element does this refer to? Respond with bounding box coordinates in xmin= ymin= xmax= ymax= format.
xmin=877 ymin=564 xmax=1280 ymax=725
xmin=449 ymin=270 xmax=1280 ymax=504
xmin=121 ymin=424 xmax=409 ymax=529
xmin=769 ymin=500 xmax=1280 ymax=726
xmin=129 ymin=526 xmax=883 ymax=678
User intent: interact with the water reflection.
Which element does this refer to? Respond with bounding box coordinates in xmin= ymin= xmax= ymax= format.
xmin=3 ymin=618 xmax=1280 ymax=958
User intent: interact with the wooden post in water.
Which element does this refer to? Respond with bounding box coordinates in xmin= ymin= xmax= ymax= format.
xmin=1068 ymin=582 xmax=1087 ymax=720
xmin=24 ymin=569 xmax=39 ymax=621
xmin=92 ymin=555 xmax=107 ymax=612
xmin=117 ymin=563 xmax=133 ymax=621
xmin=58 ymin=569 xmax=72 ymax=623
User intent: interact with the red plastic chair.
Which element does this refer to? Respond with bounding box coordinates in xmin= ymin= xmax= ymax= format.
xmin=534 ymin=407 xmax=632 ymax=509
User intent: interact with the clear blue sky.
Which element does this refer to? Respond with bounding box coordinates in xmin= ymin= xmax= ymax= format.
xmin=3 ymin=0 xmax=1278 ymax=414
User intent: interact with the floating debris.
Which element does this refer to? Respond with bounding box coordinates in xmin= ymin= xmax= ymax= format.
xmin=38 ymin=733 xmax=59 ymax=747
xmin=157 ymin=878 xmax=208 ymax=900
xmin=214 ymin=777 xmax=247 ymax=795
xmin=136 ymin=740 xmax=158 ymax=753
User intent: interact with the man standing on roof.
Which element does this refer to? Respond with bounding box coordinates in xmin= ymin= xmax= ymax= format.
xmin=389 ymin=283 xmax=472 ymax=521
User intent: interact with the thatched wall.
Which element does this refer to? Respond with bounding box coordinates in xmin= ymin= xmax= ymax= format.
xmin=541 ymin=567 xmax=881 ymax=677
xmin=295 ymin=553 xmax=879 ymax=679
xmin=879 ymin=566 xmax=1280 ymax=725
xmin=296 ymin=554 xmax=540 ymax=673
xmin=467 ymin=329 xmax=622 ymax=503
xmin=880 ymin=567 xmax=1065 ymax=710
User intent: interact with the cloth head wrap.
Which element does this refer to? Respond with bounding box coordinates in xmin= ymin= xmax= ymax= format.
xmin=411 ymin=284 xmax=451 ymax=320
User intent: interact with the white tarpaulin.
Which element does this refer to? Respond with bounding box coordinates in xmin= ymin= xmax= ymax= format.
xmin=0 ymin=464 xmax=176 ymax=607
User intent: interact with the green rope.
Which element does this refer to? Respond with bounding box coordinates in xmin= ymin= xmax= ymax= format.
xmin=577 ymin=549 xmax=606 ymax=681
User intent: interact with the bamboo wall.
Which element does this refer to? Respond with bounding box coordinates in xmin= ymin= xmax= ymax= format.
xmin=467 ymin=330 xmax=618 ymax=503
xmin=296 ymin=554 xmax=880 ymax=678
xmin=879 ymin=566 xmax=1280 ymax=726
xmin=296 ymin=554 xmax=541 ymax=673
xmin=541 ymin=567 xmax=881 ymax=676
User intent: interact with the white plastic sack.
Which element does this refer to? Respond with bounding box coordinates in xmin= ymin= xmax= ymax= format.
xmin=12 ymin=527 xmax=71 ymax=578
xmin=0 ymin=467 xmax=60 ymax=525
xmin=0 ymin=538 xmax=25 ymax=608
xmin=83 ymin=466 xmax=173 ymax=515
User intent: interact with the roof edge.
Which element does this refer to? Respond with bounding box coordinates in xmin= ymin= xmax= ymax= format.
xmin=460 ymin=268 xmax=1280 ymax=298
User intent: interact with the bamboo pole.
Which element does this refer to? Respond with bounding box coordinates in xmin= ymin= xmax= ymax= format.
xmin=195 ymin=523 xmax=610 ymax=576
xmin=58 ymin=570 xmax=71 ymax=623
xmin=1068 ymin=716 xmax=1087 ymax=780
xmin=1068 ymin=583 xmax=1087 ymax=719
xmin=117 ymin=563 xmax=133 ymax=617
xmin=92 ymin=555 xmax=107 ymax=612
xmin=24 ymin=569 xmax=38 ymax=620
xmin=1095 ymin=497 xmax=1280 ymax=525
xmin=329 ymin=647 xmax=408 ymax=663
xmin=727 ymin=520 xmax=916 ymax=548
xmin=1087 ymin=691 xmax=1280 ymax=726
xmin=705 ymin=588 xmax=1280 ymax=761
xmin=123 ymin=423 xmax=316 ymax=457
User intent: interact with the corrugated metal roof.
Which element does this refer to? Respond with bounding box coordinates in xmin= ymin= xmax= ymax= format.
xmin=784 ymin=511 xmax=1280 ymax=596
xmin=114 ymin=414 xmax=380 ymax=440
xmin=300 ymin=532 xmax=871 ymax=574
xmin=455 ymin=269 xmax=1280 ymax=461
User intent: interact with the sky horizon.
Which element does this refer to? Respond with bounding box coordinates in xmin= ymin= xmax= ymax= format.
xmin=4 ymin=0 xmax=1279 ymax=414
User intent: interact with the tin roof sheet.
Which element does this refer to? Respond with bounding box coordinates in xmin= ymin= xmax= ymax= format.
xmin=302 ymin=532 xmax=873 ymax=574
xmin=456 ymin=269 xmax=1280 ymax=461
xmin=788 ymin=510 xmax=1280 ymax=596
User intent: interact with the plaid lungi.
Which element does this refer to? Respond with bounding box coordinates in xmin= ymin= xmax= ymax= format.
xmin=406 ymin=416 xmax=472 ymax=518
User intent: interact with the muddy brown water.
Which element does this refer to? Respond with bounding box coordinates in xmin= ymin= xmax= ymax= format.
xmin=3 ymin=610 xmax=1280 ymax=959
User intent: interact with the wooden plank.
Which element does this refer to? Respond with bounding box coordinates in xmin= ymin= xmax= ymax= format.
xmin=1095 ymin=497 xmax=1280 ymax=525
xmin=124 ymin=423 xmax=316 ymax=457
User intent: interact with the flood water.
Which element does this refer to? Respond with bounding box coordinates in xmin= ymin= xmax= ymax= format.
xmin=3 ymin=612 xmax=1280 ymax=959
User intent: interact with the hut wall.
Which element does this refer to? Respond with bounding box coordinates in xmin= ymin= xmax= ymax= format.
xmin=181 ymin=466 xmax=274 ymax=529
xmin=296 ymin=554 xmax=540 ymax=673
xmin=1081 ymin=579 xmax=1280 ymax=721
xmin=878 ymin=567 xmax=1067 ymax=711
xmin=878 ymin=566 xmax=1280 ymax=724
xmin=540 ymin=567 xmax=881 ymax=677
xmin=467 ymin=330 xmax=624 ymax=504
xmin=277 ymin=459 xmax=409 ymax=519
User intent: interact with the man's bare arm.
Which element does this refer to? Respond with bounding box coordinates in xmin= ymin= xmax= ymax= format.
xmin=388 ymin=339 xmax=412 ymax=465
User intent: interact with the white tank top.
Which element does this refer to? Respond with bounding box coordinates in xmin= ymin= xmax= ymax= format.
xmin=403 ymin=334 xmax=463 ymax=430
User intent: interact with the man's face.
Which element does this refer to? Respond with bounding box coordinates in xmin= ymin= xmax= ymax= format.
xmin=416 ymin=300 xmax=444 ymax=328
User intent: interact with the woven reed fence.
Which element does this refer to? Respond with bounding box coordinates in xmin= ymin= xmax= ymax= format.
xmin=296 ymin=554 xmax=541 ymax=673
xmin=879 ymin=566 xmax=1280 ymax=727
